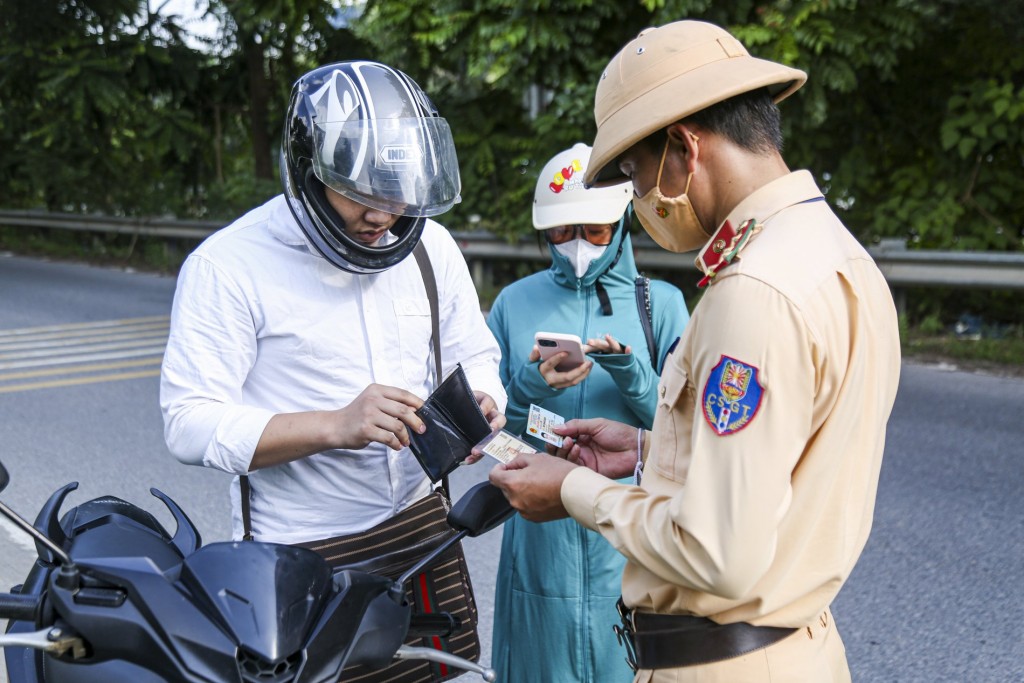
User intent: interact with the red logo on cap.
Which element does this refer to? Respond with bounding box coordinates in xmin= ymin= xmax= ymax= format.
xmin=548 ymin=159 xmax=584 ymax=194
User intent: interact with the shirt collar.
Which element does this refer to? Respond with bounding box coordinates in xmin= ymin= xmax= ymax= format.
xmin=267 ymin=196 xmax=315 ymax=250
xmin=722 ymin=170 xmax=823 ymax=230
xmin=694 ymin=171 xmax=823 ymax=286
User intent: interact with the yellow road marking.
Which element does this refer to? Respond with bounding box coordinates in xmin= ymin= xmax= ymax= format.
xmin=0 ymin=316 xmax=170 ymax=338
xmin=0 ymin=369 xmax=161 ymax=394
xmin=0 ymin=317 xmax=169 ymax=392
xmin=0 ymin=346 xmax=168 ymax=370
xmin=0 ymin=322 xmax=170 ymax=349
xmin=0 ymin=357 xmax=162 ymax=381
xmin=0 ymin=336 xmax=169 ymax=360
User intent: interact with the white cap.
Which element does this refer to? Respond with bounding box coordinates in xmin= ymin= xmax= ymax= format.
xmin=532 ymin=143 xmax=632 ymax=230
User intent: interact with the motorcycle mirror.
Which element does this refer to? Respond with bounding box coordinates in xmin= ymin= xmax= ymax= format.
xmin=446 ymin=482 xmax=514 ymax=538
xmin=0 ymin=461 xmax=73 ymax=566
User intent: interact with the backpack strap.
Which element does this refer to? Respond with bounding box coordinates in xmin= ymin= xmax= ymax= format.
xmin=634 ymin=275 xmax=659 ymax=372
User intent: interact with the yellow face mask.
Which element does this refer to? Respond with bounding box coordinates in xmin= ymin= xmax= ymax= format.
xmin=631 ymin=139 xmax=712 ymax=253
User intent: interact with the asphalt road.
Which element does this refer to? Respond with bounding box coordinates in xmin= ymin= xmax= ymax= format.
xmin=1 ymin=252 xmax=1022 ymax=682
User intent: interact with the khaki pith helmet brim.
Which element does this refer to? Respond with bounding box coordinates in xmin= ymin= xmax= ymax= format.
xmin=586 ymin=20 xmax=807 ymax=187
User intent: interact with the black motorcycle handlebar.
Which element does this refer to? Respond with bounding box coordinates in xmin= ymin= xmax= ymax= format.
xmin=0 ymin=592 xmax=41 ymax=622
xmin=407 ymin=612 xmax=462 ymax=638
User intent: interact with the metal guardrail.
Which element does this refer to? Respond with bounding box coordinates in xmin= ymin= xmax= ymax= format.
xmin=0 ymin=210 xmax=221 ymax=241
xmin=2 ymin=210 xmax=1022 ymax=293
xmin=867 ymin=239 xmax=1024 ymax=290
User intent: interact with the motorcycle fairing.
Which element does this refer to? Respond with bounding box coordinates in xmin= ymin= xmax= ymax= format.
xmin=6 ymin=487 xmax=416 ymax=683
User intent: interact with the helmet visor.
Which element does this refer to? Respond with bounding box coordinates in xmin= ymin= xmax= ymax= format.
xmin=312 ymin=117 xmax=462 ymax=217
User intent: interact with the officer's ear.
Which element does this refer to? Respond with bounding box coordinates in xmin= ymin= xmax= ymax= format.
xmin=666 ymin=124 xmax=701 ymax=160
xmin=665 ymin=124 xmax=701 ymax=177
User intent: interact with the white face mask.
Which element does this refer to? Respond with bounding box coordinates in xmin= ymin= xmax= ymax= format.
xmin=554 ymin=239 xmax=607 ymax=279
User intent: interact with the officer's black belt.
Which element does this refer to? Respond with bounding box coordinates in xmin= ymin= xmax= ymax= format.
xmin=614 ymin=598 xmax=798 ymax=671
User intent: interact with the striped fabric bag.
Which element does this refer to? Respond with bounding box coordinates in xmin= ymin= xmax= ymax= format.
xmin=295 ymin=490 xmax=480 ymax=683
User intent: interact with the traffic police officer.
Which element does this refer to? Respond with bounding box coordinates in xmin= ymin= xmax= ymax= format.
xmin=490 ymin=20 xmax=901 ymax=682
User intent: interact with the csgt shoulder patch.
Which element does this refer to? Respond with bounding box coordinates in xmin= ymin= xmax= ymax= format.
xmin=702 ymin=355 xmax=764 ymax=436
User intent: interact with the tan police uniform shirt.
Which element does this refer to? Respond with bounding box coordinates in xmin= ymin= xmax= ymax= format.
xmin=562 ymin=170 xmax=901 ymax=628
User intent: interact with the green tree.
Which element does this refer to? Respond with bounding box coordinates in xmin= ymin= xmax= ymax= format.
xmin=188 ymin=0 xmax=377 ymax=216
xmin=1 ymin=0 xmax=1020 ymax=256
xmin=353 ymin=0 xmax=659 ymax=237
xmin=757 ymin=0 xmax=1024 ymax=252
xmin=353 ymin=0 xmax=1022 ymax=252
xmin=0 ymin=0 xmax=207 ymax=215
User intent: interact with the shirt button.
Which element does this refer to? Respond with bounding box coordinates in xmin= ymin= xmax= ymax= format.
xmin=660 ymin=386 xmax=666 ymax=398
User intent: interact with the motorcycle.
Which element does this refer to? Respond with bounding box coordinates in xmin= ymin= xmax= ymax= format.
xmin=0 ymin=460 xmax=512 ymax=682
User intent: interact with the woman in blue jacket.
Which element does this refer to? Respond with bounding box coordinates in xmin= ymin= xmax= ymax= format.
xmin=487 ymin=143 xmax=689 ymax=682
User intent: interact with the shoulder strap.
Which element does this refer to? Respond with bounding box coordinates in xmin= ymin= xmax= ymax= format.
xmin=413 ymin=241 xmax=443 ymax=388
xmin=634 ymin=275 xmax=658 ymax=371
xmin=412 ymin=242 xmax=450 ymax=498
xmin=240 ymin=243 xmax=448 ymax=541
xmin=240 ymin=474 xmax=253 ymax=541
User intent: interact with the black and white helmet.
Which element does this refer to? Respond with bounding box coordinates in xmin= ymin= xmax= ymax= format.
xmin=281 ymin=61 xmax=462 ymax=273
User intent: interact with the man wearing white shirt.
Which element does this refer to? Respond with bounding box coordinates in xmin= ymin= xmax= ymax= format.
xmin=160 ymin=60 xmax=506 ymax=545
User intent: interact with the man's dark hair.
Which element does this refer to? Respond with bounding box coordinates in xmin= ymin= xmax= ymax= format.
xmin=644 ymin=88 xmax=784 ymax=154
xmin=686 ymin=88 xmax=783 ymax=153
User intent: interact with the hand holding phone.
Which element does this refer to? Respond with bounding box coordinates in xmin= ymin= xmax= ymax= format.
xmin=534 ymin=332 xmax=587 ymax=372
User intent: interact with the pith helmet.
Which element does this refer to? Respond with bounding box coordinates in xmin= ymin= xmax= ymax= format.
xmin=586 ymin=20 xmax=807 ymax=186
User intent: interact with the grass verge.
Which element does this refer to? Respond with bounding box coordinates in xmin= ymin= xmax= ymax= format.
xmin=901 ymin=333 xmax=1024 ymax=378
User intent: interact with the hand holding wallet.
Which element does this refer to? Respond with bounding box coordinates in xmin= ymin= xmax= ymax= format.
xmin=408 ymin=363 xmax=494 ymax=482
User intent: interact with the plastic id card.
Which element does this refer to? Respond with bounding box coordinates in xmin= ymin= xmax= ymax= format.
xmin=527 ymin=403 xmax=566 ymax=447
xmin=475 ymin=429 xmax=538 ymax=464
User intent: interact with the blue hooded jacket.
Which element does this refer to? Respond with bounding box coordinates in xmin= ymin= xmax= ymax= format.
xmin=487 ymin=220 xmax=689 ymax=682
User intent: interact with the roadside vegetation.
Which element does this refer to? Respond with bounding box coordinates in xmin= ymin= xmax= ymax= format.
xmin=1 ymin=1 xmax=1020 ymax=373
xmin=899 ymin=310 xmax=1024 ymax=378
xmin=902 ymin=332 xmax=1024 ymax=378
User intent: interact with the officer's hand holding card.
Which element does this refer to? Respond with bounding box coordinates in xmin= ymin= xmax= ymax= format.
xmin=526 ymin=403 xmax=566 ymax=448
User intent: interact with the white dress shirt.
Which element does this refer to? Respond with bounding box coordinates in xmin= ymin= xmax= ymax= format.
xmin=160 ymin=195 xmax=506 ymax=543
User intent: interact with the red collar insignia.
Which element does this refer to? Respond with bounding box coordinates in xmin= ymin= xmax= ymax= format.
xmin=695 ymin=218 xmax=761 ymax=288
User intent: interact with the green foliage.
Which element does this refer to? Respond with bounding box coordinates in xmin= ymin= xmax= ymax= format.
xmin=903 ymin=326 xmax=1024 ymax=372
xmin=0 ymin=225 xmax=193 ymax=272
xmin=918 ymin=313 xmax=945 ymax=336
xmin=0 ymin=0 xmax=208 ymax=215
xmin=902 ymin=286 xmax=1023 ymax=330
xmin=787 ymin=0 xmax=1024 ymax=253
xmin=199 ymin=174 xmax=280 ymax=220
xmin=0 ymin=0 xmax=1020 ymax=260
xmin=352 ymin=0 xmax=653 ymax=236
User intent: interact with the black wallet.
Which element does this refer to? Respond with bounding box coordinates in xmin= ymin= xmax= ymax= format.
xmin=408 ymin=363 xmax=493 ymax=483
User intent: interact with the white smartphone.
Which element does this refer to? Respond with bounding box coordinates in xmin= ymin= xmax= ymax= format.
xmin=534 ymin=331 xmax=587 ymax=372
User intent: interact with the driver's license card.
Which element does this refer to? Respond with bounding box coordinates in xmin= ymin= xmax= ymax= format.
xmin=527 ymin=404 xmax=565 ymax=447
xmin=475 ymin=429 xmax=537 ymax=464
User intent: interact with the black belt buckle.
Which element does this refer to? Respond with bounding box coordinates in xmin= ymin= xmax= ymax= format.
xmin=613 ymin=597 xmax=638 ymax=673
